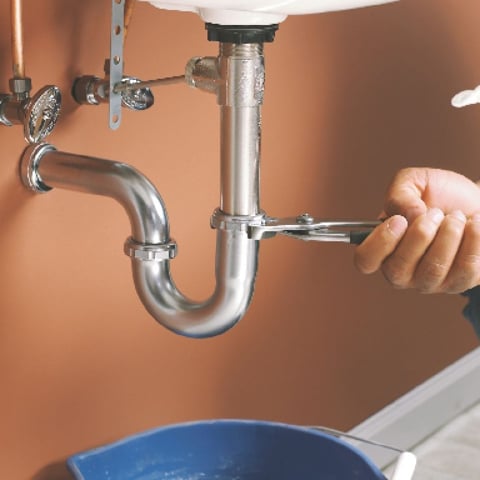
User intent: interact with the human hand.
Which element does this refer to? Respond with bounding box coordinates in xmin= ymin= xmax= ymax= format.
xmin=354 ymin=168 xmax=480 ymax=293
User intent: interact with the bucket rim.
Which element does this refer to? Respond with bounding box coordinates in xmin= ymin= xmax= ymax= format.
xmin=68 ymin=418 xmax=385 ymax=479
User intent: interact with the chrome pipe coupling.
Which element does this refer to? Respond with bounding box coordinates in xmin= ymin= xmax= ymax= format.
xmin=185 ymin=56 xmax=220 ymax=94
xmin=185 ymin=44 xmax=265 ymax=108
xmin=71 ymin=75 xmax=106 ymax=106
xmin=124 ymin=237 xmax=177 ymax=262
xmin=210 ymin=208 xmax=266 ymax=233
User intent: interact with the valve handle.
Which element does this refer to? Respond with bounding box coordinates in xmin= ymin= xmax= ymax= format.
xmin=23 ymin=85 xmax=62 ymax=143
xmin=119 ymin=77 xmax=154 ymax=111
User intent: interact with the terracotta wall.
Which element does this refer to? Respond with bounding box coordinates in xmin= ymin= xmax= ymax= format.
xmin=1 ymin=0 xmax=479 ymax=478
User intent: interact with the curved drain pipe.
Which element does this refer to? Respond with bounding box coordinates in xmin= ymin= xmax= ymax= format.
xmin=20 ymin=40 xmax=266 ymax=338
xmin=20 ymin=143 xmax=259 ymax=338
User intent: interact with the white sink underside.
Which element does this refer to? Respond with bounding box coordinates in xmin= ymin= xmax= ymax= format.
xmin=140 ymin=0 xmax=398 ymax=25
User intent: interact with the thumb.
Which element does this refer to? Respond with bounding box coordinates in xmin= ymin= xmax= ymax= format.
xmin=383 ymin=170 xmax=428 ymax=223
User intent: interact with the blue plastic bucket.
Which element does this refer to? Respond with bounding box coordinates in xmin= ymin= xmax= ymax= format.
xmin=68 ymin=419 xmax=386 ymax=480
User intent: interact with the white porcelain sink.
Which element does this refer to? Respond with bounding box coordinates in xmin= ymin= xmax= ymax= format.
xmin=139 ymin=0 xmax=398 ymax=25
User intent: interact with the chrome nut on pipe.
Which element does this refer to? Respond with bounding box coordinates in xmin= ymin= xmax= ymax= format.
xmin=124 ymin=237 xmax=177 ymax=261
xmin=210 ymin=208 xmax=266 ymax=232
xmin=9 ymin=76 xmax=31 ymax=100
xmin=71 ymin=75 xmax=106 ymax=105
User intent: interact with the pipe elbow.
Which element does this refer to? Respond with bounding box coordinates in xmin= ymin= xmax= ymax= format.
xmin=130 ymin=230 xmax=259 ymax=338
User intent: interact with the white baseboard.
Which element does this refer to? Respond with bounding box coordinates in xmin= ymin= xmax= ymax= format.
xmin=349 ymin=346 xmax=480 ymax=469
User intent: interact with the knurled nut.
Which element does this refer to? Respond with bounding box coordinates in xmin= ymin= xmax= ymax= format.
xmin=210 ymin=209 xmax=266 ymax=232
xmin=124 ymin=237 xmax=177 ymax=262
xmin=9 ymin=77 xmax=32 ymax=95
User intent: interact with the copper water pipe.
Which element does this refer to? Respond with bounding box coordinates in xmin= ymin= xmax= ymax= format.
xmin=10 ymin=0 xmax=25 ymax=79
xmin=124 ymin=0 xmax=137 ymax=41
xmin=11 ymin=0 xmax=136 ymax=80
xmin=1 ymin=0 xmax=61 ymax=142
